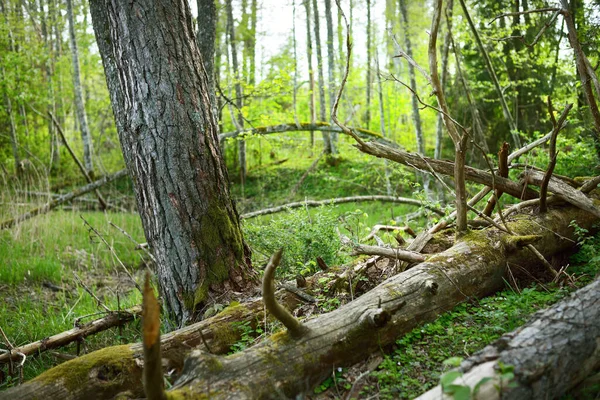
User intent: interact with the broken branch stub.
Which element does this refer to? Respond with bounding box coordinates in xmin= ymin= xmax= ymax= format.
xmin=262 ymin=249 xmax=309 ymax=339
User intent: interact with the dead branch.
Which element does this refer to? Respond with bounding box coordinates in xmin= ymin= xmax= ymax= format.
xmin=0 ymin=306 xmax=141 ymax=364
xmin=483 ymin=142 xmax=509 ymax=216
xmin=581 ymin=175 xmax=600 ymax=193
xmin=358 ymin=142 xmax=538 ymax=200
xmin=349 ymin=244 xmax=426 ymax=263
xmin=262 ymin=249 xmax=308 ymax=338
xmin=525 ymin=169 xmax=600 ymax=219
xmin=142 ymin=273 xmax=166 ymax=400
xmin=240 ymin=196 xmax=445 ymax=219
xmin=49 ymin=112 xmax=107 ymax=210
xmin=0 ymin=169 xmax=127 ymax=230
xmin=219 ymin=122 xmax=397 ymax=148
xmin=488 ymin=7 xmax=560 ymax=24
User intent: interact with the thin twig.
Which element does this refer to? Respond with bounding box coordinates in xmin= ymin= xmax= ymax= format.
xmin=81 ymin=216 xmax=143 ymax=294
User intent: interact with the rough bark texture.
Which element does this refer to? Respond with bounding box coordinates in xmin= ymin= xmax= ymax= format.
xmin=89 ymin=0 xmax=254 ymax=325
xmin=66 ymin=0 xmax=94 ymax=175
xmin=417 ymin=277 xmax=600 ymax=400
xmin=3 ymin=204 xmax=597 ymax=400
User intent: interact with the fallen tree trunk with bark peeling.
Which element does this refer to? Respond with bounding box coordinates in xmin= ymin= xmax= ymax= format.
xmin=416 ymin=276 xmax=600 ymax=400
xmin=3 ymin=203 xmax=596 ymax=400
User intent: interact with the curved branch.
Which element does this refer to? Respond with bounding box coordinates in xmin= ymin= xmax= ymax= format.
xmin=262 ymin=249 xmax=309 ymax=339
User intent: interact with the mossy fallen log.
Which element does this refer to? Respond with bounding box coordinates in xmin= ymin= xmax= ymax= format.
xmin=2 ymin=205 xmax=596 ymax=400
xmin=416 ymin=277 xmax=600 ymax=400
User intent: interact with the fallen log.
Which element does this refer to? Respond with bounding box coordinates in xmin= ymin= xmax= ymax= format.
xmin=416 ymin=276 xmax=600 ymax=400
xmin=0 ymin=307 xmax=141 ymax=364
xmin=349 ymin=243 xmax=426 ymax=263
xmin=3 ymin=204 xmax=595 ymax=400
xmin=241 ymin=195 xmax=445 ymax=219
xmin=218 ymin=121 xmax=399 ymax=148
xmin=525 ymin=169 xmax=600 ymax=218
xmin=358 ymin=141 xmax=539 ymax=200
xmin=0 ymin=169 xmax=128 ymax=230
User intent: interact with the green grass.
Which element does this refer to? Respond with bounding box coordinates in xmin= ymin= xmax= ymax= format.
xmin=0 ymin=210 xmax=146 ymax=284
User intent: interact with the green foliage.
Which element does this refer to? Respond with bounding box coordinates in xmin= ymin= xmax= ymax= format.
xmin=367 ymin=285 xmax=571 ymax=399
xmin=244 ymin=205 xmax=347 ymax=278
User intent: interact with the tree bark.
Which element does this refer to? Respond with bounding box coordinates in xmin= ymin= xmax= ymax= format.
xmin=4 ymin=204 xmax=596 ymax=400
xmin=66 ymin=0 xmax=94 ymax=176
xmin=89 ymin=0 xmax=255 ymax=325
xmin=417 ymin=277 xmax=600 ymax=400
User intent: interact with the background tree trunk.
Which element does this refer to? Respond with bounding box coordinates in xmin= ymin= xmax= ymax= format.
xmin=324 ymin=0 xmax=337 ymax=154
xmin=399 ymin=0 xmax=430 ymax=195
xmin=196 ymin=0 xmax=217 ymax=103
xmin=66 ymin=0 xmax=94 ymax=176
xmin=89 ymin=0 xmax=254 ymax=326
xmin=365 ymin=0 xmax=372 ymax=130
xmin=311 ymin=0 xmax=333 ymax=154
xmin=303 ymin=0 xmax=316 ymax=148
xmin=226 ymin=0 xmax=247 ymax=189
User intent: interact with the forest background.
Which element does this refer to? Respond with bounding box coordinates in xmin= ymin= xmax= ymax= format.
xmin=1 ymin=0 xmax=600 ymax=398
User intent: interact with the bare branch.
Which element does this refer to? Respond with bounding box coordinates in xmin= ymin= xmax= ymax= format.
xmin=488 ymin=7 xmax=560 ymax=24
xmin=142 ymin=272 xmax=167 ymax=400
xmin=262 ymin=249 xmax=309 ymax=338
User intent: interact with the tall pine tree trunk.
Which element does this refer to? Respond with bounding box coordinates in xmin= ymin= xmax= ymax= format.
xmin=90 ymin=0 xmax=255 ymax=326
xmin=67 ymin=0 xmax=94 ymax=176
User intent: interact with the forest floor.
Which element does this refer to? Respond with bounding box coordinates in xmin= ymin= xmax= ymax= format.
xmin=1 ymin=147 xmax=599 ymax=398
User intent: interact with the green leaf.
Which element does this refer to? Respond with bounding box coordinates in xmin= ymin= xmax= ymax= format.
xmin=441 ymin=371 xmax=462 ymax=388
xmin=443 ymin=357 xmax=463 ymax=367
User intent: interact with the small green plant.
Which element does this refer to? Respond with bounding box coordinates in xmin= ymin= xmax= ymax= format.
xmin=244 ymin=205 xmax=347 ymax=279
xmin=229 ymin=321 xmax=264 ymax=353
